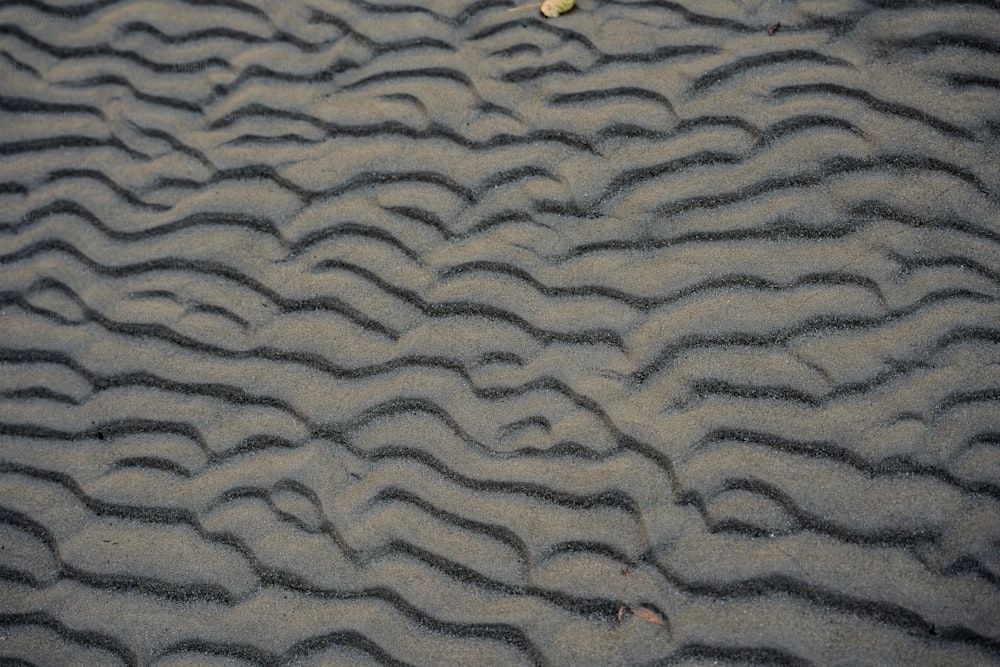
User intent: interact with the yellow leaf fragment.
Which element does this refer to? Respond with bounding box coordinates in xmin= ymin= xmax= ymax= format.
xmin=540 ymin=0 xmax=575 ymax=17
xmin=631 ymin=607 xmax=666 ymax=626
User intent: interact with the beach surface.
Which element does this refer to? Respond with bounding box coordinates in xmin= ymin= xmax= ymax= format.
xmin=0 ymin=0 xmax=998 ymax=664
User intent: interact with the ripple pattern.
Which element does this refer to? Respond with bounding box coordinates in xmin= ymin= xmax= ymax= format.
xmin=1 ymin=0 xmax=998 ymax=665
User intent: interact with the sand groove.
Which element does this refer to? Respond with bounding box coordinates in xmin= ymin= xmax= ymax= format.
xmin=1 ymin=0 xmax=998 ymax=665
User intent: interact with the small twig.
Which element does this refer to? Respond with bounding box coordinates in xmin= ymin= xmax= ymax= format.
xmin=616 ymin=566 xmax=629 ymax=625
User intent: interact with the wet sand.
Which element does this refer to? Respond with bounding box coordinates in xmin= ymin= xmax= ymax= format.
xmin=0 ymin=0 xmax=998 ymax=664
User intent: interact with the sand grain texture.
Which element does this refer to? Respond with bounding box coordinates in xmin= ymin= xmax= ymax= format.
xmin=0 ymin=0 xmax=999 ymax=665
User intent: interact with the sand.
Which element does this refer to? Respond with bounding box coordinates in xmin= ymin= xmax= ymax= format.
xmin=0 ymin=0 xmax=998 ymax=664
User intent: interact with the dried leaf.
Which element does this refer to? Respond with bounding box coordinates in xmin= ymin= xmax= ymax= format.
xmin=631 ymin=607 xmax=665 ymax=626
xmin=617 ymin=604 xmax=625 ymax=623
xmin=541 ymin=0 xmax=575 ymax=18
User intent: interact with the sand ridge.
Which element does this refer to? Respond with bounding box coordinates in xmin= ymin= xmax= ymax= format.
xmin=0 ymin=0 xmax=998 ymax=664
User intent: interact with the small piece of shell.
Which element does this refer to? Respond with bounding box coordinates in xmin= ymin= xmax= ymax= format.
xmin=541 ymin=0 xmax=575 ymax=17
xmin=631 ymin=607 xmax=666 ymax=626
